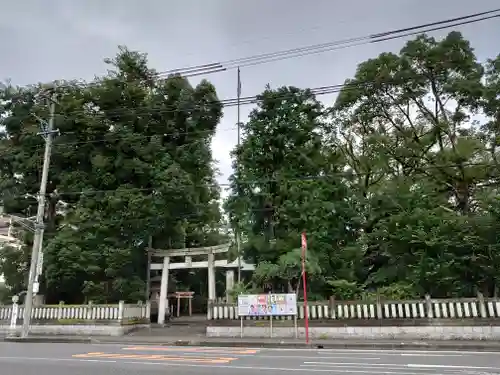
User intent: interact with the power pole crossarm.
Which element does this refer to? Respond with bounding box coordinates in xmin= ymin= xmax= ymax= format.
xmin=21 ymin=94 xmax=58 ymax=338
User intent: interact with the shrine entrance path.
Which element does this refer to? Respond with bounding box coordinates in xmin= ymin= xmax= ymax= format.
xmin=128 ymin=315 xmax=209 ymax=339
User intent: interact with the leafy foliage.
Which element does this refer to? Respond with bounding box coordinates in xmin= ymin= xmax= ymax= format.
xmin=226 ymin=32 xmax=500 ymax=299
xmin=0 ymin=47 xmax=225 ymax=303
xmin=2 ymin=32 xmax=500 ymax=303
xmin=0 ymin=281 xmax=11 ymax=304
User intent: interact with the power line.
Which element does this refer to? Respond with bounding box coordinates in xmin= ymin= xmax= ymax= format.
xmin=22 ymin=8 xmax=499 ymax=91
xmin=225 ymin=13 xmax=500 ymax=71
xmin=2 ymin=11 xmax=495 ymax=132
xmin=0 ymin=161 xmax=496 ymax=200
xmin=106 ymin=8 xmax=500 ymax=78
xmin=0 ymin=68 xmax=491 ymax=156
xmin=3 ymin=81 xmax=348 ymax=138
xmin=2 ymin=207 xmax=281 ymax=236
xmin=47 ymin=82 xmax=345 ymax=120
xmin=0 ymin=82 xmax=361 ymax=155
xmin=188 ymin=9 xmax=500 ymax=73
xmin=18 ymin=67 xmax=453 ymax=131
xmin=28 ymin=32 xmax=495 ymax=121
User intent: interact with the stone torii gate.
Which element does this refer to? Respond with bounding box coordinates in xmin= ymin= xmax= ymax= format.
xmin=149 ymin=243 xmax=231 ymax=324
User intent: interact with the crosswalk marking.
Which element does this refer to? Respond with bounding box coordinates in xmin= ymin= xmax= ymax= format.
xmin=122 ymin=346 xmax=259 ymax=354
xmin=72 ymin=352 xmax=236 ymax=364
xmin=72 ymin=344 xmax=260 ymax=364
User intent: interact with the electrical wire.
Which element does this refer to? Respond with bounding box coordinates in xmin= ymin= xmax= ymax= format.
xmin=178 ymin=9 xmax=500 ymax=74
xmin=0 ymin=9 xmax=497 ymax=200
xmin=0 ymin=161 xmax=496 ymax=200
xmin=27 ymin=8 xmax=500 ymax=90
xmin=0 ymin=80 xmax=367 ymax=154
xmin=47 ymin=82 xmax=346 ymax=120
xmin=3 ymin=9 xmax=496 ymax=130
xmin=0 ymin=68 xmax=491 ymax=156
xmin=3 ymin=211 xmax=229 ymax=233
xmin=24 ymin=65 xmax=446 ymax=133
xmin=224 ymin=13 xmax=500 ymax=71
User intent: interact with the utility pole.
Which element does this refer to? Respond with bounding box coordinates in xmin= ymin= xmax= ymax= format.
xmin=236 ymin=67 xmax=242 ymax=283
xmin=21 ymin=92 xmax=58 ymax=338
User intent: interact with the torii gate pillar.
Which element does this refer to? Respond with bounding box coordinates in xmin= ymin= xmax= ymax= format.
xmin=149 ymin=243 xmax=230 ymax=324
xmin=158 ymin=256 xmax=170 ymax=325
xmin=207 ymin=252 xmax=216 ymax=301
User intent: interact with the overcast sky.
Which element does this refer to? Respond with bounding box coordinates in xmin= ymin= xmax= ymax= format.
xmin=1 ymin=0 xmax=499 ymax=196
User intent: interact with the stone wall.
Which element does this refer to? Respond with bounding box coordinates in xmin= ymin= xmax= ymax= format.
xmin=206 ymin=325 xmax=500 ymax=340
xmin=0 ymin=323 xmax=149 ymax=337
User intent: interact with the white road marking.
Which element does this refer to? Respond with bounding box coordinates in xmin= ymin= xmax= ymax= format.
xmin=1 ymin=354 xmax=498 ymax=373
xmin=304 ymin=361 xmax=409 ymax=367
xmin=304 ymin=361 xmax=500 ymax=371
xmin=0 ymin=356 xmax=333 ymax=372
xmin=86 ymin=343 xmax=500 ymax=356
xmin=256 ymin=347 xmax=500 ymax=355
xmin=126 ymin=351 xmax=381 ymax=360
xmin=408 ymin=363 xmax=500 ymax=370
xmin=300 ymin=365 xmax=433 ymax=375
xmin=9 ymin=342 xmax=500 ymax=356
xmin=109 ymin=345 xmax=379 ymax=360
xmin=302 ymin=361 xmax=500 ymax=374
xmin=119 ymin=361 xmax=373 ymax=373
xmin=0 ymin=356 xmax=119 ymax=364
xmin=400 ymin=353 xmax=465 ymax=357
xmin=255 ymin=355 xmax=381 ymax=360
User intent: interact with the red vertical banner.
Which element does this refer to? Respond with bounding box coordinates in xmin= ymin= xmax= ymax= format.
xmin=301 ymin=232 xmax=309 ymax=344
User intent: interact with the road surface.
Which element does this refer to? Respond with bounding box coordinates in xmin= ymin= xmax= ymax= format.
xmin=0 ymin=342 xmax=500 ymax=374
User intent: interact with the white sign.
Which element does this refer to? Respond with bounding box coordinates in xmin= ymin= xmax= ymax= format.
xmin=33 ymin=282 xmax=39 ymax=294
xmin=238 ymin=293 xmax=297 ymax=316
xmin=36 ymin=251 xmax=44 ymax=277
xmin=10 ymin=303 xmax=18 ymax=329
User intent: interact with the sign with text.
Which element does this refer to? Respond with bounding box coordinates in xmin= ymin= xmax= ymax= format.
xmin=237 ymin=293 xmax=297 ymax=316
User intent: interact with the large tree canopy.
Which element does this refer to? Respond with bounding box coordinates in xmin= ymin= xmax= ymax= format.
xmin=2 ymin=31 xmax=500 ymax=303
xmin=227 ymin=32 xmax=500 ymax=300
xmin=0 ymin=47 xmax=226 ymax=303
xmin=225 ymin=86 xmax=359 ymax=297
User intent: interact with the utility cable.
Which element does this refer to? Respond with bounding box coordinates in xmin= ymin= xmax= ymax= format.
xmin=22 ymin=8 xmax=499 ymax=90
xmin=0 ymin=70 xmax=488 ymax=154
xmin=0 ymin=160 xmax=496 ymax=200
xmin=133 ymin=9 xmax=500 ymax=77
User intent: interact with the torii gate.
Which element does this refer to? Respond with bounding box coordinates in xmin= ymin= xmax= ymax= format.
xmin=148 ymin=243 xmax=231 ymax=324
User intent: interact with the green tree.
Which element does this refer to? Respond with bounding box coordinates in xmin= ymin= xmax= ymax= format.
xmin=0 ymin=243 xmax=29 ymax=295
xmin=226 ymin=86 xmax=356 ymax=294
xmin=0 ymin=47 xmax=225 ymax=303
xmin=0 ymin=281 xmax=11 ymax=304
xmin=332 ymin=31 xmax=500 ymax=297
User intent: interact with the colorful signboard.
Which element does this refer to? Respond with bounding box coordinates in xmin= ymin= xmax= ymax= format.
xmin=237 ymin=293 xmax=297 ymax=316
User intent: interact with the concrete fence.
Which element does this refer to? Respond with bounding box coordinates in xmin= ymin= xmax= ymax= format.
xmin=0 ymin=301 xmax=150 ymax=324
xmin=208 ymin=294 xmax=500 ymax=320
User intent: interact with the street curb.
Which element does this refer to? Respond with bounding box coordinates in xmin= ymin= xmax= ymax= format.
xmin=4 ymin=336 xmax=500 ymax=351
xmin=91 ymin=339 xmax=319 ymax=348
xmin=2 ymin=336 xmax=92 ymax=344
xmin=89 ymin=339 xmax=500 ymax=351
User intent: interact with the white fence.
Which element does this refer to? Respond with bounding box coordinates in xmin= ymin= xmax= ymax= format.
xmin=0 ymin=301 xmax=150 ymax=324
xmin=208 ymin=295 xmax=500 ymax=320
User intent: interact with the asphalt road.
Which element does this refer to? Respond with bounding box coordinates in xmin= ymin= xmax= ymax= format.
xmin=1 ymin=342 xmax=500 ymax=374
